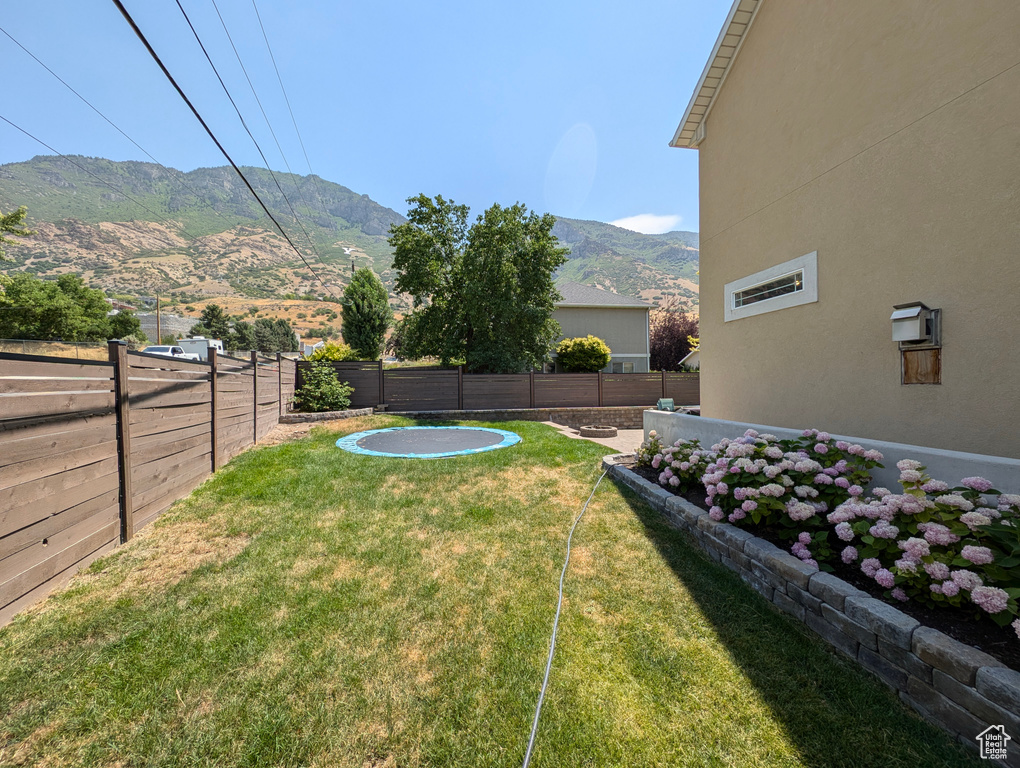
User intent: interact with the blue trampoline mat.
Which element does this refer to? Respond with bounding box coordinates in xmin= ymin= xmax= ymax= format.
xmin=335 ymin=426 xmax=521 ymax=459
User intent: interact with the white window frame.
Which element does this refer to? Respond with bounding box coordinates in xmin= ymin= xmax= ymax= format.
xmin=724 ymin=251 xmax=818 ymax=322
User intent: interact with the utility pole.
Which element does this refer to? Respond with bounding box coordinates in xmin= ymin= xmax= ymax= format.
xmin=156 ymin=293 xmax=162 ymax=344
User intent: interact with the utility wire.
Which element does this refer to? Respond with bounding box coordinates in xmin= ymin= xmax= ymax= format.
xmin=250 ymin=0 xmax=333 ymax=247
xmin=109 ymin=0 xmax=338 ymax=299
xmin=0 ymin=113 xmax=196 ymax=250
xmin=170 ymin=0 xmax=338 ymax=298
xmin=0 ymin=24 xmax=233 ymax=228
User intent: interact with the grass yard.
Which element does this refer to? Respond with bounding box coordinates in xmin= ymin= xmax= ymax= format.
xmin=0 ymin=418 xmax=982 ymax=767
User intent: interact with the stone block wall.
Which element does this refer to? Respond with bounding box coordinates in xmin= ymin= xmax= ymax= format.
xmin=604 ymin=454 xmax=1020 ymax=766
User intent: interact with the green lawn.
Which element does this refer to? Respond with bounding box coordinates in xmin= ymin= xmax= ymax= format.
xmin=0 ymin=418 xmax=981 ymax=767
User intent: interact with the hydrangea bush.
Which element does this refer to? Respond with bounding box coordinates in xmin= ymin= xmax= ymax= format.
xmin=636 ymin=427 xmax=1020 ymax=638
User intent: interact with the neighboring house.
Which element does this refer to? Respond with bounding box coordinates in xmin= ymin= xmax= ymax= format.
xmin=552 ymin=282 xmax=651 ymax=373
xmin=671 ymin=0 xmax=1020 ymax=459
xmin=679 ymin=348 xmax=700 ymax=371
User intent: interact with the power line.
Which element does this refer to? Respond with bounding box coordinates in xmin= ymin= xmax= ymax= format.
xmin=0 ymin=113 xmax=197 ymax=250
xmin=250 ymin=0 xmax=333 ymax=250
xmin=109 ymin=0 xmax=339 ymax=299
xmin=206 ymin=0 xmax=336 ymax=283
xmin=171 ymin=0 xmax=339 ymax=297
xmin=0 ymin=24 xmax=233 ymax=228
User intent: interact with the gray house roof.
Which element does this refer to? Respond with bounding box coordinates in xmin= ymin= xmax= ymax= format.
xmin=555 ymin=282 xmax=651 ymax=309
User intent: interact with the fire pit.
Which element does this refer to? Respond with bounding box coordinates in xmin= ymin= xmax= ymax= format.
xmin=578 ymin=425 xmax=618 ymax=438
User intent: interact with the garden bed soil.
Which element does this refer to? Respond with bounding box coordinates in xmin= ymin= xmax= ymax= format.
xmin=632 ymin=464 xmax=1020 ymax=670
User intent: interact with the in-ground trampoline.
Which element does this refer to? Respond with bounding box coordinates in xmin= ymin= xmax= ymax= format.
xmin=336 ymin=426 xmax=521 ymax=459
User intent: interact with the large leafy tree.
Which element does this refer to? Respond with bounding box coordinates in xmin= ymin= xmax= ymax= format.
xmin=389 ymin=194 xmax=567 ymax=373
xmin=341 ymin=268 xmax=392 ymax=359
xmin=0 ymin=272 xmax=144 ymax=341
xmin=0 ymin=206 xmax=34 ymax=261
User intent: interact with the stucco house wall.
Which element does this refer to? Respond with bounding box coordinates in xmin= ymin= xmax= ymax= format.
xmin=683 ymin=0 xmax=1020 ymax=458
xmin=553 ymin=306 xmax=650 ymax=372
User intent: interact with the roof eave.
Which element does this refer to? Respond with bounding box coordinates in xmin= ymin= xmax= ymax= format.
xmin=554 ymin=303 xmax=652 ymax=310
xmin=669 ymin=0 xmax=763 ymax=150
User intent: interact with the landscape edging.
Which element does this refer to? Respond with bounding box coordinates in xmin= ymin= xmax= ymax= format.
xmin=602 ymin=453 xmax=1020 ymax=765
xmin=280 ymin=407 xmax=374 ymax=423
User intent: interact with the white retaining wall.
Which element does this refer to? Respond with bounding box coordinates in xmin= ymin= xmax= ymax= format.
xmin=644 ymin=411 xmax=1020 ymax=495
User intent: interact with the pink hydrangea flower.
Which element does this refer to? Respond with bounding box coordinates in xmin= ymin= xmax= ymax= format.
xmin=874 ymin=569 xmax=896 ymax=588
xmin=728 ymin=510 xmax=746 ymax=522
xmin=835 ymin=522 xmax=854 ymax=542
xmin=741 ymin=500 xmax=758 ymax=512
xmin=961 ymin=476 xmax=994 ymax=493
xmin=896 ymin=459 xmax=923 ymax=471
xmin=795 ymin=485 xmax=819 ymax=499
xmin=951 ymin=570 xmax=983 ymax=591
xmin=1013 ymin=618 xmax=1020 ymax=640
xmin=651 ymin=455 xmax=662 ymax=469
xmin=891 ymin=588 xmax=908 ymax=602
xmin=919 ymin=522 xmax=960 ymax=546
xmin=814 ymin=443 xmax=829 ymax=454
xmin=861 ymin=558 xmax=881 ymax=577
xmin=716 ymin=482 xmax=729 ymax=495
xmin=899 ymin=470 xmax=923 ymax=483
xmin=898 ymin=537 xmax=930 ymax=560
xmin=669 ymin=476 xmax=680 ymax=487
xmin=835 ymin=441 xmax=849 ymax=451
xmin=848 ymin=485 xmax=864 ymax=497
xmin=921 ymin=480 xmax=950 ymax=493
xmin=934 ymin=494 xmax=974 ymax=512
xmin=786 ymin=501 xmax=815 ymax=521
xmin=924 ymin=561 xmax=951 ymax=581
xmin=999 ymin=493 xmax=1020 ymax=507
xmin=804 ymin=559 xmax=819 ymax=569
xmin=834 ymin=477 xmax=850 ymax=489
xmin=960 ymin=545 xmax=994 ymax=565
xmin=760 ymin=483 xmax=785 ymax=498
xmin=709 ymin=506 xmax=724 ymax=521
xmin=872 ymin=487 xmax=891 ymax=498
xmin=940 ymin=580 xmax=960 ymax=597
xmin=894 ymin=558 xmax=918 ymax=574
xmin=869 ymin=520 xmax=899 ymax=539
xmin=798 ymin=531 xmax=812 ymax=545
xmin=971 ymin=586 xmax=1009 ymax=615
xmin=813 ymin=473 xmax=834 ymax=485
xmin=791 ymin=542 xmax=811 ymax=560
xmin=841 ymin=546 xmax=858 ymax=564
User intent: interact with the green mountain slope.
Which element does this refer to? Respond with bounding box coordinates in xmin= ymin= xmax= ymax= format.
xmin=0 ymin=156 xmax=698 ymax=309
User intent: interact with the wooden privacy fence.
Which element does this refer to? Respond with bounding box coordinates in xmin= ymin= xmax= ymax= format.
xmin=298 ymin=362 xmax=700 ymax=412
xmin=0 ymin=344 xmax=296 ymax=625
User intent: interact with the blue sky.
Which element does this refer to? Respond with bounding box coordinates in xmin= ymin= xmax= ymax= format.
xmin=1 ymin=0 xmax=730 ymax=233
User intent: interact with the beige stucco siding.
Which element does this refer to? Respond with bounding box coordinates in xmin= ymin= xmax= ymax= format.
xmin=553 ymin=307 xmax=650 ymax=372
xmin=697 ymin=0 xmax=1020 ymax=457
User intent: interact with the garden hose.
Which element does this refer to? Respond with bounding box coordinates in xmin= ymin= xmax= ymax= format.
xmin=521 ymin=469 xmax=607 ymax=768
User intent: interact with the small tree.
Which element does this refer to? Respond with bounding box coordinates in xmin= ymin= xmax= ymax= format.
xmin=649 ymin=297 xmax=699 ymax=371
xmin=342 ymin=268 xmax=392 ymax=359
xmin=556 ymin=335 xmax=611 ymax=372
xmin=0 ymin=206 xmax=35 ymax=261
xmin=295 ymin=361 xmax=353 ymax=412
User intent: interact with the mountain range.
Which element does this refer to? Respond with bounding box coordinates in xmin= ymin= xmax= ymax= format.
xmin=0 ymin=155 xmax=698 ymax=312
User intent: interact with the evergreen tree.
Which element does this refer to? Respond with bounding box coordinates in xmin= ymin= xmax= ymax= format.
xmin=190 ymin=304 xmax=231 ymax=340
xmin=341 ymin=268 xmax=392 ymax=359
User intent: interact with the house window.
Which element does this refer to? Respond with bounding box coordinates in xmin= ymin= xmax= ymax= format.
xmin=733 ymin=270 xmax=803 ymax=308
xmin=724 ymin=251 xmax=818 ymax=322
xmin=611 ymin=362 xmax=634 ymax=373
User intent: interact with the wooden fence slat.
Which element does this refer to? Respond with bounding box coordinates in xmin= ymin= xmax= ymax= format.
xmin=0 ymin=440 xmax=119 ymax=493
xmin=0 ymin=488 xmax=119 ymax=563
xmin=0 ymin=471 xmax=120 ymax=541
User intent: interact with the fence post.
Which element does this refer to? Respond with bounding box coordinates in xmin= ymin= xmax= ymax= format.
xmin=379 ymin=359 xmax=385 ymax=407
xmin=458 ymin=365 xmax=464 ymax=410
xmin=251 ymin=351 xmax=258 ymax=445
xmin=530 ymin=370 xmax=535 ymax=408
xmin=277 ymin=353 xmax=283 ymax=419
xmin=598 ymin=371 xmax=603 ymax=408
xmin=662 ymin=369 xmax=667 ymax=399
xmin=108 ymin=340 xmax=134 ymax=543
xmin=209 ymin=348 xmax=219 ymax=471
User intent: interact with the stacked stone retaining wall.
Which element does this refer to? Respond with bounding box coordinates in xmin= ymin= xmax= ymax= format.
xmin=604 ymin=454 xmax=1020 ymax=766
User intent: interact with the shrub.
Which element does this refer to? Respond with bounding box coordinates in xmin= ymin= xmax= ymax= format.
xmin=643 ymin=426 xmax=1020 ymax=636
xmin=306 ymin=341 xmax=359 ymax=361
xmin=556 ymin=335 xmax=611 ymax=373
xmin=649 ymin=297 xmax=699 ymax=371
xmin=295 ymin=361 xmax=353 ymax=412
